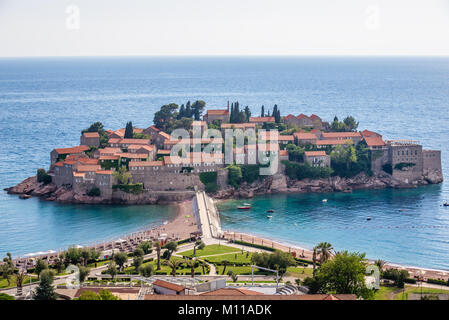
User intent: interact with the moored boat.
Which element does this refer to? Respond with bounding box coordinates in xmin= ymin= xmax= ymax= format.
xmin=237 ymin=206 xmax=251 ymax=210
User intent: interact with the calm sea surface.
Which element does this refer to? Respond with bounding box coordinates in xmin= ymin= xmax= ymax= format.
xmin=0 ymin=57 xmax=448 ymax=268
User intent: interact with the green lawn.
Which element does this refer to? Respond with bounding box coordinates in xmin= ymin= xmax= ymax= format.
xmin=123 ymin=258 xmax=208 ymax=276
xmin=394 ymin=286 xmax=449 ymax=300
xmin=205 ymin=252 xmax=252 ymax=264
xmin=178 ymin=244 xmax=240 ymax=257
xmin=87 ymin=259 xmax=112 ymax=268
xmin=215 ymin=265 xmax=277 ymax=275
xmin=285 ymin=267 xmax=313 ymax=276
xmin=0 ymin=276 xmax=38 ymax=289
xmin=373 ymin=285 xmax=400 ymax=300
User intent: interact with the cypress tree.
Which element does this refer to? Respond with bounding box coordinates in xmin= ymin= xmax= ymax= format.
xmin=185 ymin=101 xmax=192 ymax=118
xmin=178 ymin=104 xmax=185 ymax=119
xmin=261 ymin=105 xmax=265 ymax=117
xmin=244 ymin=106 xmax=251 ymax=122
xmin=124 ymin=121 xmax=133 ymax=139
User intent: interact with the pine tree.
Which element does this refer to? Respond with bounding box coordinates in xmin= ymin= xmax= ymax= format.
xmin=244 ymin=106 xmax=251 ymax=122
xmin=33 ymin=270 xmax=57 ymax=300
xmin=124 ymin=121 xmax=133 ymax=139
xmin=178 ymin=104 xmax=185 ymax=119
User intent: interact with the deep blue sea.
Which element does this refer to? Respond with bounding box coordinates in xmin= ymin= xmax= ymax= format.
xmin=0 ymin=57 xmax=448 ymax=268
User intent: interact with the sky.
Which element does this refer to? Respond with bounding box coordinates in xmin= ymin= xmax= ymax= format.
xmin=0 ymin=0 xmax=448 ymax=57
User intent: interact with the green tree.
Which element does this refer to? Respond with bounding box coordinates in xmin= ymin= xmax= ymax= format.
xmin=138 ymin=241 xmax=152 ymax=254
xmin=78 ymin=266 xmax=90 ymax=284
xmin=221 ymin=260 xmax=229 ymax=275
xmin=106 ymin=262 xmax=118 ymax=279
xmin=374 ymin=259 xmax=386 ymax=271
xmin=164 ymin=241 xmax=178 ymax=259
xmin=163 ymin=258 xmax=182 ymax=277
xmin=244 ymin=106 xmax=251 ymax=122
xmin=343 ymin=116 xmax=359 ymax=132
xmin=15 ymin=269 xmax=27 ymax=296
xmin=35 ymin=259 xmax=48 ymax=279
xmin=37 ymin=168 xmax=52 ymax=184
xmin=139 ymin=264 xmax=154 ymax=277
xmin=113 ymin=166 xmax=133 ymax=185
xmin=113 ymin=252 xmax=128 ymax=271
xmin=124 ymin=121 xmax=133 ymax=139
xmin=191 ymin=100 xmax=206 ymax=121
xmin=153 ymin=103 xmax=179 ymax=133
xmin=53 ymin=257 xmax=64 ymax=274
xmin=227 ymin=165 xmax=242 ymax=188
xmin=186 ymin=259 xmax=197 ymax=278
xmin=33 ymin=270 xmax=57 ymax=300
xmin=154 ymin=241 xmax=162 ymax=270
xmin=193 ymin=240 xmax=205 ymax=256
xmin=261 ymin=105 xmax=265 ymax=117
xmin=78 ymin=289 xmax=120 ymax=300
xmin=0 ymin=253 xmax=13 ymax=287
xmin=132 ymin=256 xmax=143 ymax=272
xmin=133 ymin=248 xmax=145 ymax=258
xmin=314 ymin=251 xmax=373 ymax=299
xmin=314 ymin=242 xmax=334 ymax=264
xmin=178 ymin=104 xmax=186 ymax=120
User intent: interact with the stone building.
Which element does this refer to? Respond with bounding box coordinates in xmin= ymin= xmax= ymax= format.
xmin=50 ymin=145 xmax=90 ymax=167
xmin=80 ymin=132 xmax=100 ymax=147
xmin=387 ymin=140 xmax=423 ymax=184
xmin=203 ymin=108 xmax=230 ymax=124
xmin=143 ymin=125 xmax=160 ymax=138
xmin=108 ymin=138 xmax=151 ymax=149
xmin=153 ymin=131 xmax=171 ymax=149
xmin=304 ymin=151 xmax=331 ymax=167
xmin=249 ymin=116 xmax=275 ymax=124
xmin=321 ymin=132 xmax=362 ymax=144
xmin=294 ymin=132 xmax=318 ymax=145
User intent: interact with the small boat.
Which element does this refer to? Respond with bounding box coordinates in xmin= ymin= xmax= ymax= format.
xmin=237 ymin=206 xmax=251 ymax=210
xmin=267 ymin=209 xmax=274 ymax=213
xmin=243 ymin=203 xmax=251 ymax=206
xmin=267 ymin=215 xmax=273 ymax=219
xmin=367 ymin=217 xmax=372 ymax=221
xmin=444 ymin=202 xmax=449 ymax=207
xmin=322 ymin=199 xmax=328 ymax=203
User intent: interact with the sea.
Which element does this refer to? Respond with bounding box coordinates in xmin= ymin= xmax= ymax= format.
xmin=0 ymin=56 xmax=448 ymax=269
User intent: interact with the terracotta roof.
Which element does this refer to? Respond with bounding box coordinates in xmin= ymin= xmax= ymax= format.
xmin=305 ymin=151 xmax=327 ymax=157
xmin=221 ymin=123 xmax=256 ymax=129
xmin=54 ymin=162 xmax=64 ymax=167
xmin=316 ymin=139 xmax=353 ymax=146
xmin=321 ymin=132 xmax=361 ymax=139
xmin=82 ymin=132 xmax=100 ymax=138
xmin=99 ymin=155 xmax=119 ymax=160
xmin=54 ymin=145 xmax=90 ymax=155
xmin=116 ymin=153 xmax=148 ymax=159
xmin=76 ymin=165 xmax=101 ymax=172
xmin=73 ymin=172 xmax=85 ymax=178
xmin=97 ymin=147 xmax=121 ymax=155
xmin=120 ymin=139 xmax=151 ymax=145
xmin=364 ymin=136 xmax=386 ymax=147
xmin=156 ymin=149 xmax=171 ymax=155
xmin=310 ymin=114 xmax=321 ymax=121
xmin=147 ymin=125 xmax=160 ymax=132
xmin=297 ymin=114 xmax=309 ymax=119
xmin=279 ymin=150 xmax=289 ymax=156
xmin=294 ymin=132 xmax=317 ymax=140
xmin=249 ymin=117 xmax=275 ymax=123
xmin=152 ymin=280 xmax=185 ymax=292
xmin=128 ymin=161 xmax=163 ymax=167
xmin=361 ymin=129 xmax=382 ymax=138
xmin=158 ymin=132 xmax=171 ymax=139
xmin=278 ymin=135 xmax=294 ymax=141
xmin=133 ymin=128 xmax=144 ymax=134
xmin=77 ymin=158 xmax=99 ymax=165
xmin=206 ymin=109 xmax=229 ymax=115
xmin=200 ymin=288 xmax=264 ymax=296
xmin=128 ymin=144 xmax=155 ymax=151
xmin=284 ymin=114 xmax=295 ymax=120
xmin=258 ymin=131 xmax=279 ymax=140
xmin=96 ymin=170 xmax=113 ymax=175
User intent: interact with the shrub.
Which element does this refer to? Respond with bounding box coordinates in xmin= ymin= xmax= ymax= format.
xmin=37 ymin=168 xmax=52 ymax=185
xmin=382 ymin=164 xmax=393 ymax=175
xmin=227 ymin=165 xmax=242 ymax=188
xmin=112 ymin=183 xmax=143 ymax=194
xmin=282 ymin=161 xmax=333 ymax=180
xmin=427 ymin=278 xmax=448 ymax=286
xmin=232 ymin=240 xmax=276 ymax=252
xmin=200 ymin=170 xmax=219 ymax=193
xmin=87 ymin=187 xmax=101 ymax=197
xmin=394 ymin=162 xmax=416 ymax=170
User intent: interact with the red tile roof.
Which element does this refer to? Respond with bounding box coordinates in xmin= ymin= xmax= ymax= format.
xmin=152 ymin=280 xmax=186 ymax=292
xmin=76 ymin=165 xmax=101 ymax=172
xmin=249 ymin=117 xmax=275 ymax=123
xmin=116 ymin=153 xmax=148 ymax=159
xmin=316 ymin=139 xmax=353 ymax=146
xmin=82 ymin=132 xmax=100 ymax=138
xmin=206 ymin=109 xmax=229 ymax=115
xmin=54 ymin=145 xmax=90 ymax=155
xmin=361 ymin=129 xmax=382 ymax=138
xmin=284 ymin=114 xmax=295 ymax=120
xmin=96 ymin=170 xmax=113 ymax=175
xmin=278 ymin=135 xmax=294 ymax=141
xmin=279 ymin=150 xmax=289 ymax=156
xmin=221 ymin=123 xmax=256 ymax=129
xmin=158 ymin=132 xmax=171 ymax=139
xmin=128 ymin=161 xmax=163 ymax=167
xmin=364 ymin=136 xmax=386 ymax=147
xmin=321 ymin=132 xmax=361 ymax=139
xmin=147 ymin=125 xmax=160 ymax=132
xmin=297 ymin=114 xmax=309 ymax=119
xmin=99 ymin=155 xmax=119 ymax=161
xmin=310 ymin=114 xmax=321 ymax=120
xmin=200 ymin=288 xmax=264 ymax=296
xmin=305 ymin=151 xmax=327 ymax=157
xmin=156 ymin=149 xmax=171 ymax=155
xmin=294 ymin=132 xmax=317 ymax=140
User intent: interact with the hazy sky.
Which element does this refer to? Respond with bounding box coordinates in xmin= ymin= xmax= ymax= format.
xmin=1 ymin=0 xmax=448 ymax=57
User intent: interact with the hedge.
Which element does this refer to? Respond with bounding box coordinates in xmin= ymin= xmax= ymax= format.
xmin=113 ymin=183 xmax=143 ymax=194
xmin=427 ymin=278 xmax=449 ymax=286
xmin=231 ymin=240 xmax=276 ymax=252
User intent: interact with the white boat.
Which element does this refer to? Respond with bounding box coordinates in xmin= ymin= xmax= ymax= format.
xmin=267 ymin=215 xmax=273 ymax=219
xmin=322 ymin=199 xmax=328 ymax=203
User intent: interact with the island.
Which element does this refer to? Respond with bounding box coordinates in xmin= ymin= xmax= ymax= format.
xmin=5 ymin=100 xmax=443 ymax=204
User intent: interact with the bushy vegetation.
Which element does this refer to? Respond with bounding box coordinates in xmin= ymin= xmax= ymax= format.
xmin=113 ymin=183 xmax=143 ymax=194
xmin=330 ymin=142 xmax=372 ymax=178
xmin=330 ymin=116 xmax=359 ymax=132
xmin=381 ymin=268 xmax=410 ymax=288
xmin=250 ymin=250 xmax=296 ymax=275
xmin=227 ymin=165 xmax=242 ymax=188
xmin=82 ymin=121 xmax=109 ymax=148
xmin=37 ymin=168 xmax=52 ymax=184
xmin=394 ymin=162 xmax=416 ymax=170
xmin=283 ymin=161 xmax=333 ymax=180
xmin=199 ymin=171 xmax=218 ymax=193
xmin=382 ymin=163 xmax=393 ymax=174
xmin=87 ymin=187 xmax=101 ymax=197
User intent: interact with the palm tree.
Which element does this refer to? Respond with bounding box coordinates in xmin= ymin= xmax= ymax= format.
xmin=193 ymin=240 xmax=205 ymax=257
xmin=221 ymin=260 xmax=229 ymax=275
xmin=314 ymin=242 xmax=334 ymax=264
xmin=163 ymin=258 xmax=182 ymax=277
xmin=312 ymin=248 xmax=317 ymax=276
xmin=154 ymin=241 xmax=162 ymax=270
xmin=198 ymin=260 xmax=207 ymax=275
xmin=186 ymin=259 xmax=197 ymax=278
xmin=374 ymin=259 xmax=386 ymax=271
xmin=15 ymin=269 xmax=27 ymax=296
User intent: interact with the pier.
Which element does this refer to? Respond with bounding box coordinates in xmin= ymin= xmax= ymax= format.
xmin=192 ymin=191 xmax=222 ymax=239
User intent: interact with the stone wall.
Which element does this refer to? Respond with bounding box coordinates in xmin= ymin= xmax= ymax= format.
xmin=370 ymin=149 xmax=389 ymax=174
xmin=423 ymin=150 xmax=442 ymax=172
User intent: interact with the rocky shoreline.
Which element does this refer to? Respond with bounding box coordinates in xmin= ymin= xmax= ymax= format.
xmin=213 ymin=170 xmax=444 ymax=200
xmin=5 ymin=169 xmax=443 ymax=204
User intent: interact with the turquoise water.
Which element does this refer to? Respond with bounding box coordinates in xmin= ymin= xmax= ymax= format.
xmin=217 ymin=186 xmax=449 ymax=270
xmin=0 ymin=57 xmax=448 ymax=266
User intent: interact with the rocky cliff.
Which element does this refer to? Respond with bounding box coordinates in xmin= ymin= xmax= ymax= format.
xmin=5 ymin=168 xmax=443 ymax=203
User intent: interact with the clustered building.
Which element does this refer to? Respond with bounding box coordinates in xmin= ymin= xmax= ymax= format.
xmin=48 ymin=108 xmax=441 ymax=198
